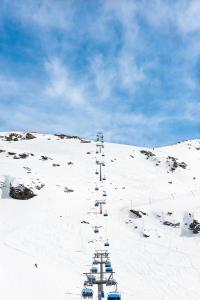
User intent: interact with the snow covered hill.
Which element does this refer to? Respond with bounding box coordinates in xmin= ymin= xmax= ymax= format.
xmin=0 ymin=131 xmax=200 ymax=300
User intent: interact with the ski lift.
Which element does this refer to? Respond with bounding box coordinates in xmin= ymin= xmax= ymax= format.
xmin=104 ymin=211 xmax=108 ymax=217
xmin=104 ymin=241 xmax=109 ymax=247
xmin=95 ymin=202 xmax=99 ymax=207
xmin=90 ymin=266 xmax=98 ymax=273
xmin=105 ymin=263 xmax=111 ymax=268
xmin=106 ymin=279 xmax=117 ymax=286
xmin=105 ymin=267 xmax=113 ymax=273
xmin=103 ymin=191 xmax=107 ymax=196
xmin=82 ymin=288 xmax=93 ymax=298
xmin=103 ymin=176 xmax=106 ymax=181
xmin=87 ymin=275 xmax=96 ymax=283
xmin=94 ymin=227 xmax=99 ymax=233
xmin=102 ymin=162 xmax=105 ymax=166
xmin=95 ymin=170 xmax=99 ymax=175
xmin=95 ymin=186 xmax=99 ymax=191
xmin=107 ymin=292 xmax=121 ymax=300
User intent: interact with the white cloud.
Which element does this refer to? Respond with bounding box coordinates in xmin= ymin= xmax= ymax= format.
xmin=44 ymin=58 xmax=87 ymax=107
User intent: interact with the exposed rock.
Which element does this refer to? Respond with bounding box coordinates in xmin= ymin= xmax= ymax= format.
xmin=10 ymin=184 xmax=36 ymax=200
xmin=40 ymin=155 xmax=52 ymax=161
xmin=35 ymin=183 xmax=45 ymax=190
xmin=130 ymin=209 xmax=147 ymax=218
xmin=189 ymin=220 xmax=200 ymax=234
xmin=81 ymin=221 xmax=90 ymax=224
xmin=167 ymin=156 xmax=187 ymax=172
xmin=8 ymin=152 xmax=16 ymax=155
xmin=163 ymin=221 xmax=180 ymax=227
xmin=19 ymin=153 xmax=29 ymax=159
xmin=5 ymin=133 xmax=22 ymax=141
xmin=64 ymin=187 xmax=74 ymax=193
xmin=52 ymin=163 xmax=60 ymax=167
xmin=140 ymin=150 xmax=156 ymax=159
xmin=25 ymin=132 xmax=36 ymax=140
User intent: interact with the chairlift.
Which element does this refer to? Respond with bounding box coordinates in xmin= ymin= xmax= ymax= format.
xmin=106 ymin=279 xmax=117 ymax=286
xmin=95 ymin=186 xmax=99 ymax=191
xmin=82 ymin=288 xmax=93 ymax=298
xmin=90 ymin=266 xmax=98 ymax=273
xmin=103 ymin=176 xmax=106 ymax=181
xmin=103 ymin=191 xmax=107 ymax=196
xmin=104 ymin=241 xmax=109 ymax=247
xmin=104 ymin=211 xmax=108 ymax=217
xmin=95 ymin=202 xmax=99 ymax=207
xmin=105 ymin=263 xmax=111 ymax=268
xmin=107 ymin=292 xmax=121 ymax=300
xmin=95 ymin=170 xmax=99 ymax=175
xmin=87 ymin=274 xmax=96 ymax=283
xmin=94 ymin=227 xmax=99 ymax=233
xmin=105 ymin=267 xmax=113 ymax=272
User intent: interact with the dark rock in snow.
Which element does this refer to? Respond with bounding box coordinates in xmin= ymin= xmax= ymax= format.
xmin=81 ymin=221 xmax=90 ymax=224
xmin=10 ymin=184 xmax=36 ymax=200
xmin=189 ymin=220 xmax=200 ymax=234
xmin=25 ymin=133 xmax=36 ymax=140
xmin=163 ymin=221 xmax=180 ymax=228
xmin=130 ymin=209 xmax=147 ymax=218
xmin=8 ymin=152 xmax=16 ymax=155
xmin=19 ymin=153 xmax=29 ymax=159
xmin=140 ymin=150 xmax=155 ymax=159
xmin=41 ymin=155 xmax=52 ymax=161
xmin=64 ymin=187 xmax=74 ymax=193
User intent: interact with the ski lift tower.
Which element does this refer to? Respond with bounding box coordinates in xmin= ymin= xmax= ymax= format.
xmin=96 ymin=132 xmax=104 ymax=154
xmin=96 ymin=159 xmax=105 ymax=182
xmin=83 ymin=250 xmax=116 ymax=300
xmin=95 ymin=199 xmax=106 ymax=214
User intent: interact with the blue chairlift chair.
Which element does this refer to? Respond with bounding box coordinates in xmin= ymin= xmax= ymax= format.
xmin=107 ymin=292 xmax=121 ymax=300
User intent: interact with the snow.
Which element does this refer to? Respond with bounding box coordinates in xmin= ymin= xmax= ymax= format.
xmin=0 ymin=132 xmax=200 ymax=300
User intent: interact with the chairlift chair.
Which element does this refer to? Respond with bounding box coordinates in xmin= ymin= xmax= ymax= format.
xmin=82 ymin=288 xmax=94 ymax=299
xmin=94 ymin=227 xmax=99 ymax=233
xmin=106 ymin=279 xmax=117 ymax=286
xmin=104 ymin=211 xmax=108 ymax=217
xmin=87 ymin=275 xmax=96 ymax=283
xmin=104 ymin=241 xmax=109 ymax=247
xmin=95 ymin=186 xmax=99 ymax=191
xmin=105 ymin=263 xmax=111 ymax=268
xmin=90 ymin=266 xmax=98 ymax=273
xmin=105 ymin=267 xmax=113 ymax=273
xmin=107 ymin=292 xmax=121 ymax=300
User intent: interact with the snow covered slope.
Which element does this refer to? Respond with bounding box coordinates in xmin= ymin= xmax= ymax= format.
xmin=0 ymin=132 xmax=200 ymax=300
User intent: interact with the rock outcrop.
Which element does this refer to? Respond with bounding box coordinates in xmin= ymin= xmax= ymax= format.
xmin=10 ymin=184 xmax=36 ymax=200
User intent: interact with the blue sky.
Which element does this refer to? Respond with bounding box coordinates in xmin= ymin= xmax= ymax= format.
xmin=0 ymin=0 xmax=199 ymax=146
